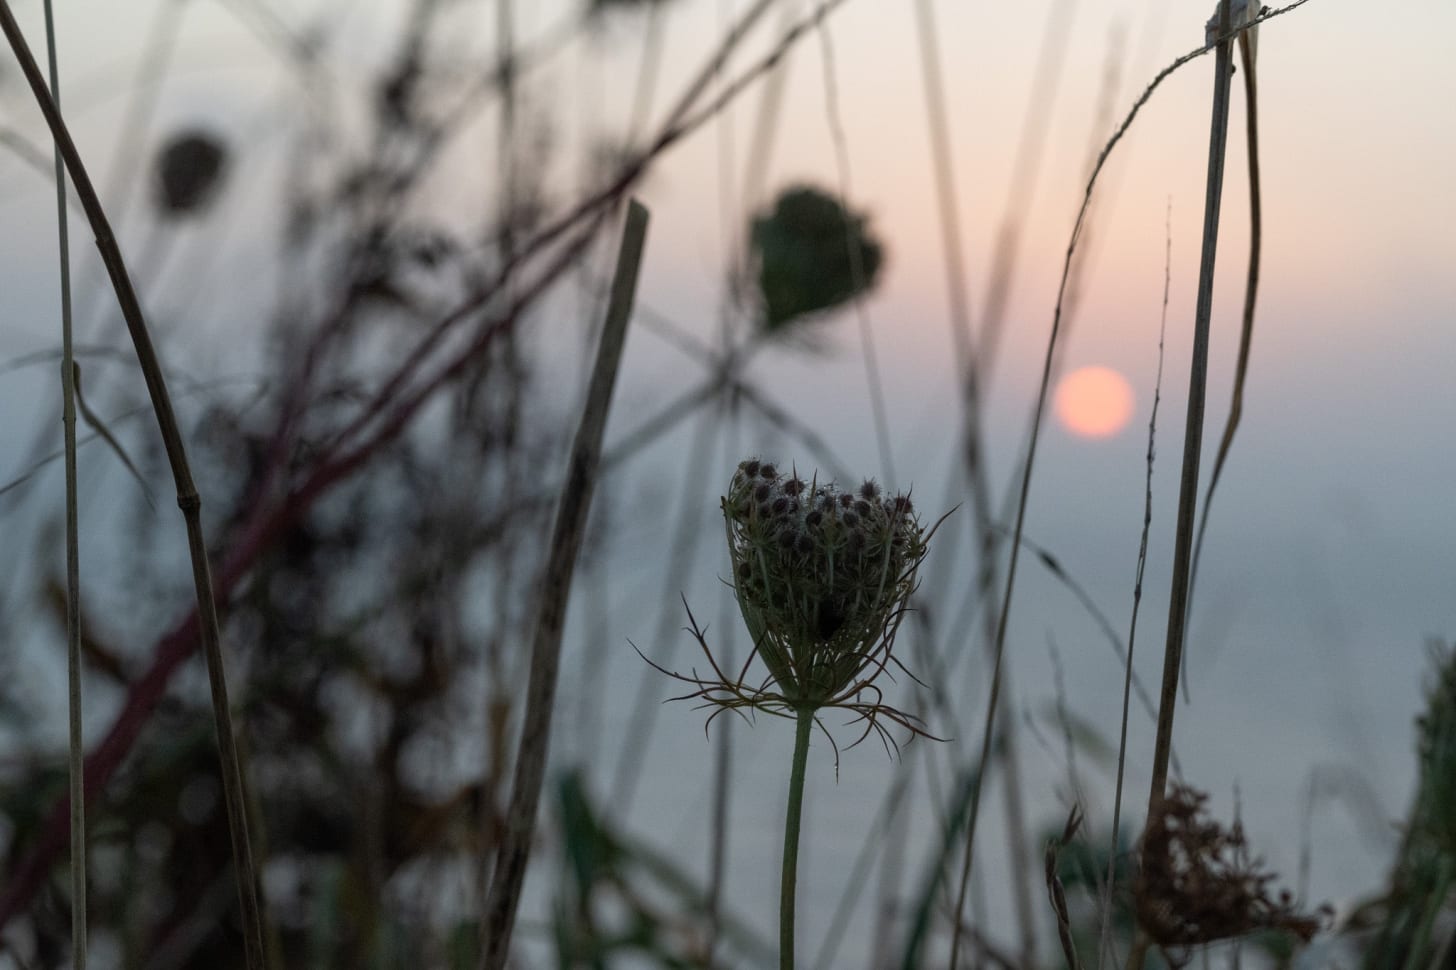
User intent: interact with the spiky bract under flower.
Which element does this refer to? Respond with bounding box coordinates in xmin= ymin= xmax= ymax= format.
xmin=722 ymin=458 xmax=926 ymax=707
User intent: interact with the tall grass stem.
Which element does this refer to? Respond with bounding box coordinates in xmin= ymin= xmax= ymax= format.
xmin=0 ymin=3 xmax=266 ymax=965
xmin=1098 ymin=200 xmax=1173 ymax=970
xmin=1144 ymin=0 xmax=1236 ymax=837
xmin=41 ymin=0 xmax=84 ymax=964
xmin=912 ymin=0 xmax=1038 ymax=959
xmin=1132 ymin=3 xmax=1238 ymax=968
xmin=480 ymin=199 xmax=648 ymax=970
xmin=1184 ymin=21 xmax=1263 ymax=699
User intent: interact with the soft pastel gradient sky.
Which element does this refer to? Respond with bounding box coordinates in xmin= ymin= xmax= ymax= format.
xmin=3 ymin=0 xmax=1455 ymax=960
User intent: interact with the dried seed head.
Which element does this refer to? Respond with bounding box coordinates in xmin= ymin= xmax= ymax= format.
xmin=859 ymin=480 xmax=880 ymax=500
xmin=1135 ymin=785 xmax=1324 ymax=948
xmin=742 ymin=459 xmax=761 ymax=478
xmin=723 ymin=457 xmax=936 ymax=706
xmin=155 ymin=130 xmax=228 ymax=217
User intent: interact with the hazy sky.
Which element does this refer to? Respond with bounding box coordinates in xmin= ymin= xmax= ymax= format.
xmin=3 ymin=0 xmax=1454 ymax=959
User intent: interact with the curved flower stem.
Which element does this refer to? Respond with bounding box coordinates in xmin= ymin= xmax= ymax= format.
xmin=781 ymin=706 xmax=815 ymax=970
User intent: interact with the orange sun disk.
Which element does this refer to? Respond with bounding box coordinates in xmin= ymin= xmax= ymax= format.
xmin=1054 ymin=366 xmax=1135 ymax=438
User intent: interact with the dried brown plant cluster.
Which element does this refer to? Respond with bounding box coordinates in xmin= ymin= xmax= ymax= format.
xmin=1135 ymin=785 xmax=1323 ymax=956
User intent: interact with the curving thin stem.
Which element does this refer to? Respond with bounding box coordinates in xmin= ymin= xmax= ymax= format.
xmin=0 ymin=3 xmax=266 ymax=966
xmin=1098 ymin=200 xmax=1172 ymax=970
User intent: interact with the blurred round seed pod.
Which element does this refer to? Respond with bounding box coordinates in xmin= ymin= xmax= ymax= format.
xmin=154 ymin=130 xmax=228 ymax=218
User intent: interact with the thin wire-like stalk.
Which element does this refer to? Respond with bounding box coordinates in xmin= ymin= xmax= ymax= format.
xmin=739 ymin=0 xmax=798 ymax=218
xmin=812 ymin=2 xmax=895 ymax=488
xmin=480 ymin=200 xmax=649 ymax=970
xmin=42 ymin=1 xmax=84 ymax=964
xmin=706 ymin=11 xmax=738 ymax=956
xmin=780 ymin=706 xmax=815 ymax=970
xmin=976 ymin=0 xmax=1078 ymax=380
xmin=1184 ymin=21 xmax=1263 ymax=700
xmin=706 ymin=412 xmax=740 ymax=967
xmin=608 ymin=404 xmax=724 ymax=811
xmin=0 ymin=5 xmax=266 ymax=967
xmin=1097 ymin=201 xmax=1172 ymax=970
xmin=910 ymin=1 xmax=1037 ymax=960
xmin=810 ymin=766 xmax=909 ymax=970
xmin=625 ymin=0 xmax=667 ymax=146
xmin=1144 ymin=0 xmax=1237 ymax=842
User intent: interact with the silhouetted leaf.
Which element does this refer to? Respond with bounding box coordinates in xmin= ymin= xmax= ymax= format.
xmin=749 ymin=184 xmax=883 ymax=334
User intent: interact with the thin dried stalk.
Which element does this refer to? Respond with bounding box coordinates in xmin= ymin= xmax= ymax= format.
xmin=1099 ymin=201 xmax=1173 ymax=970
xmin=479 ymin=200 xmax=649 ymax=970
xmin=0 ymin=4 xmax=265 ymax=966
xmin=1184 ymin=15 xmax=1264 ymax=699
xmin=1144 ymin=0 xmax=1237 ymax=845
xmin=1048 ymin=805 xmax=1086 ymax=970
xmin=40 ymin=1 xmax=84 ymax=965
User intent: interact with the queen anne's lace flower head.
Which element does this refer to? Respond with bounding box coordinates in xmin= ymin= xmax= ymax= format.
xmin=641 ymin=458 xmax=946 ymax=757
xmin=722 ymin=459 xmax=928 ymax=707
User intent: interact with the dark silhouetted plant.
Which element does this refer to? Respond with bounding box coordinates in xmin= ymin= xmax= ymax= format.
xmin=643 ymin=458 xmax=945 ymax=969
xmin=749 ymin=186 xmax=883 ymax=334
